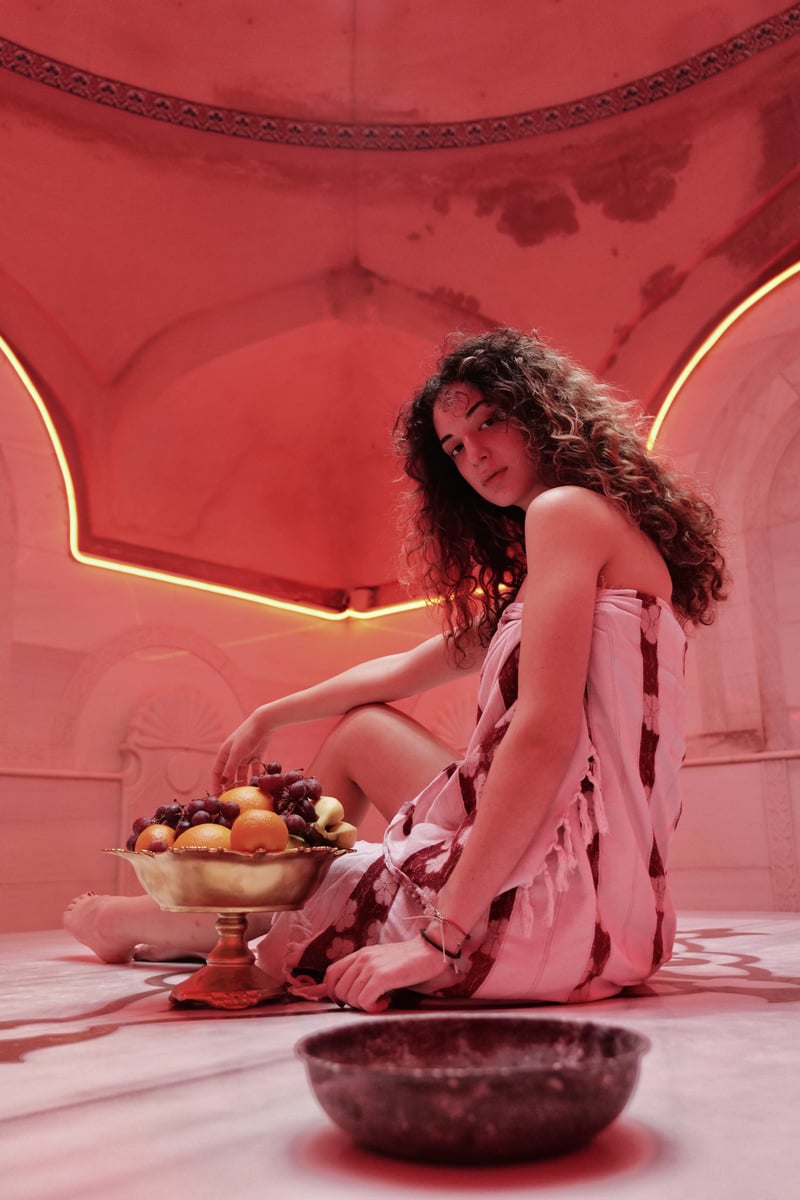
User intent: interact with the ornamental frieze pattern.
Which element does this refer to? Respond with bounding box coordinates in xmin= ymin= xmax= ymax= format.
xmin=0 ymin=5 xmax=799 ymax=150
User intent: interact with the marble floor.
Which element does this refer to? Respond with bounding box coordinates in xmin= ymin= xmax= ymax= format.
xmin=2 ymin=912 xmax=799 ymax=1200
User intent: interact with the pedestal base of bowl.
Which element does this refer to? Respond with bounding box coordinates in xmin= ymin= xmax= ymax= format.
xmin=169 ymin=912 xmax=283 ymax=1010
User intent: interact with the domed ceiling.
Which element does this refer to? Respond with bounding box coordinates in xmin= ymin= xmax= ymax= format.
xmin=0 ymin=1 xmax=798 ymax=612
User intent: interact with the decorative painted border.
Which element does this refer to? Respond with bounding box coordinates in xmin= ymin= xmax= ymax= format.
xmin=1 ymin=5 xmax=799 ymax=150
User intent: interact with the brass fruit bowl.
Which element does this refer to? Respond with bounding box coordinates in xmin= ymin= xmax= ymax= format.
xmin=106 ymin=845 xmax=351 ymax=1010
xmin=105 ymin=845 xmax=349 ymax=912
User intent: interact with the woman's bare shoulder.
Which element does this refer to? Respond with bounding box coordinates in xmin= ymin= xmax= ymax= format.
xmin=525 ymin=486 xmax=671 ymax=601
xmin=524 ymin=487 xmax=617 ymax=561
xmin=526 ymin=485 xmax=614 ymax=522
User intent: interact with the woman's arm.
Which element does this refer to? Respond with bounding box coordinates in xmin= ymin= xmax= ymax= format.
xmin=422 ymin=488 xmax=611 ymax=941
xmin=324 ymin=488 xmax=616 ymax=1010
xmin=212 ymin=628 xmax=485 ymax=790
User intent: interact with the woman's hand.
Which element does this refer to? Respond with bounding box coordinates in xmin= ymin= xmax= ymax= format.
xmin=323 ymin=937 xmax=449 ymax=1013
xmin=212 ymin=707 xmax=274 ymax=792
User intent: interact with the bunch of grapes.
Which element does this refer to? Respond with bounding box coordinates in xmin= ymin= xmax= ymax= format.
xmin=124 ymin=760 xmax=335 ymax=851
xmin=249 ymin=760 xmax=328 ymax=845
xmin=125 ymin=792 xmax=241 ymax=851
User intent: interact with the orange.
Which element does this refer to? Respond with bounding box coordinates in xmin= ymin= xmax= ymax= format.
xmin=230 ymin=809 xmax=289 ymax=853
xmin=173 ymin=823 xmax=232 ymax=850
xmin=135 ymin=823 xmax=176 ymax=853
xmin=218 ymin=784 xmax=273 ymax=814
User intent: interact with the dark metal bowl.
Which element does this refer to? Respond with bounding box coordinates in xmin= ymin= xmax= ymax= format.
xmin=296 ymin=1014 xmax=650 ymax=1164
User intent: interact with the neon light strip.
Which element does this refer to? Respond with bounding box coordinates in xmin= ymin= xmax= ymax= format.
xmin=647 ymin=260 xmax=800 ymax=450
xmin=0 ymin=334 xmax=428 ymax=622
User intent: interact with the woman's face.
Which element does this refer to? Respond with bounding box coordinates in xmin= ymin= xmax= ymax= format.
xmin=432 ymin=382 xmax=545 ymax=509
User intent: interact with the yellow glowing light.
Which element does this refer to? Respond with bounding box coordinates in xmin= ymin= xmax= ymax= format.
xmin=647 ymin=260 xmax=800 ymax=450
xmin=0 ymin=334 xmax=428 ymax=622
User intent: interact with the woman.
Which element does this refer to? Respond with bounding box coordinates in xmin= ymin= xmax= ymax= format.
xmin=66 ymin=327 xmax=726 ymax=1011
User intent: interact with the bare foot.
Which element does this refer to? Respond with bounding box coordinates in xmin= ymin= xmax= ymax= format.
xmin=63 ymin=893 xmax=137 ymax=963
xmin=64 ymin=893 xmax=246 ymax=963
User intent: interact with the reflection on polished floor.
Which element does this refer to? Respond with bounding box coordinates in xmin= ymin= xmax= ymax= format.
xmin=2 ymin=912 xmax=799 ymax=1200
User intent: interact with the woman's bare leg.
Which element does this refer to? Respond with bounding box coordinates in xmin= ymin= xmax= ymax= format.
xmin=64 ymin=704 xmax=454 ymax=964
xmin=309 ymin=703 xmax=456 ymax=826
xmin=63 ymin=892 xmax=274 ymax=964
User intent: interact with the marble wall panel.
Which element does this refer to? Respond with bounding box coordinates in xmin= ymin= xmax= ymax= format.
xmin=0 ymin=776 xmax=120 ymax=930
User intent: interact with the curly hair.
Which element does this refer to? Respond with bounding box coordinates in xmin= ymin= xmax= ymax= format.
xmin=394 ymin=327 xmax=727 ymax=648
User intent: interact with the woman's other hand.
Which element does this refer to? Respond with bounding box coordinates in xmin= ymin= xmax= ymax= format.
xmin=212 ymin=707 xmax=273 ymax=792
xmin=323 ymin=937 xmax=450 ymax=1013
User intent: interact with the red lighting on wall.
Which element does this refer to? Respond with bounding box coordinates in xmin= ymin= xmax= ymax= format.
xmin=648 ymin=260 xmax=800 ymax=450
xmin=8 ymin=260 xmax=798 ymax=620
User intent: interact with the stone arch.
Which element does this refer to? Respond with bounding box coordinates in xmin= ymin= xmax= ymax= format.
xmin=112 ymin=262 xmax=497 ymax=401
xmin=653 ymin=270 xmax=800 ymax=749
xmin=0 ymin=444 xmax=16 ymax=738
xmin=653 ymin=272 xmax=800 ymax=909
xmin=0 ymin=332 xmax=74 ymax=762
xmin=52 ymin=624 xmax=250 ymax=762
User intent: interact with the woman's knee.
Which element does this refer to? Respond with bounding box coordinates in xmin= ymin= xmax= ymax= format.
xmin=326 ymin=703 xmax=450 ymax=765
xmin=312 ymin=704 xmax=393 ymax=776
xmin=313 ymin=702 xmax=454 ymax=818
xmin=332 ymin=703 xmax=399 ymax=745
xmin=316 ymin=704 xmax=401 ymax=772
